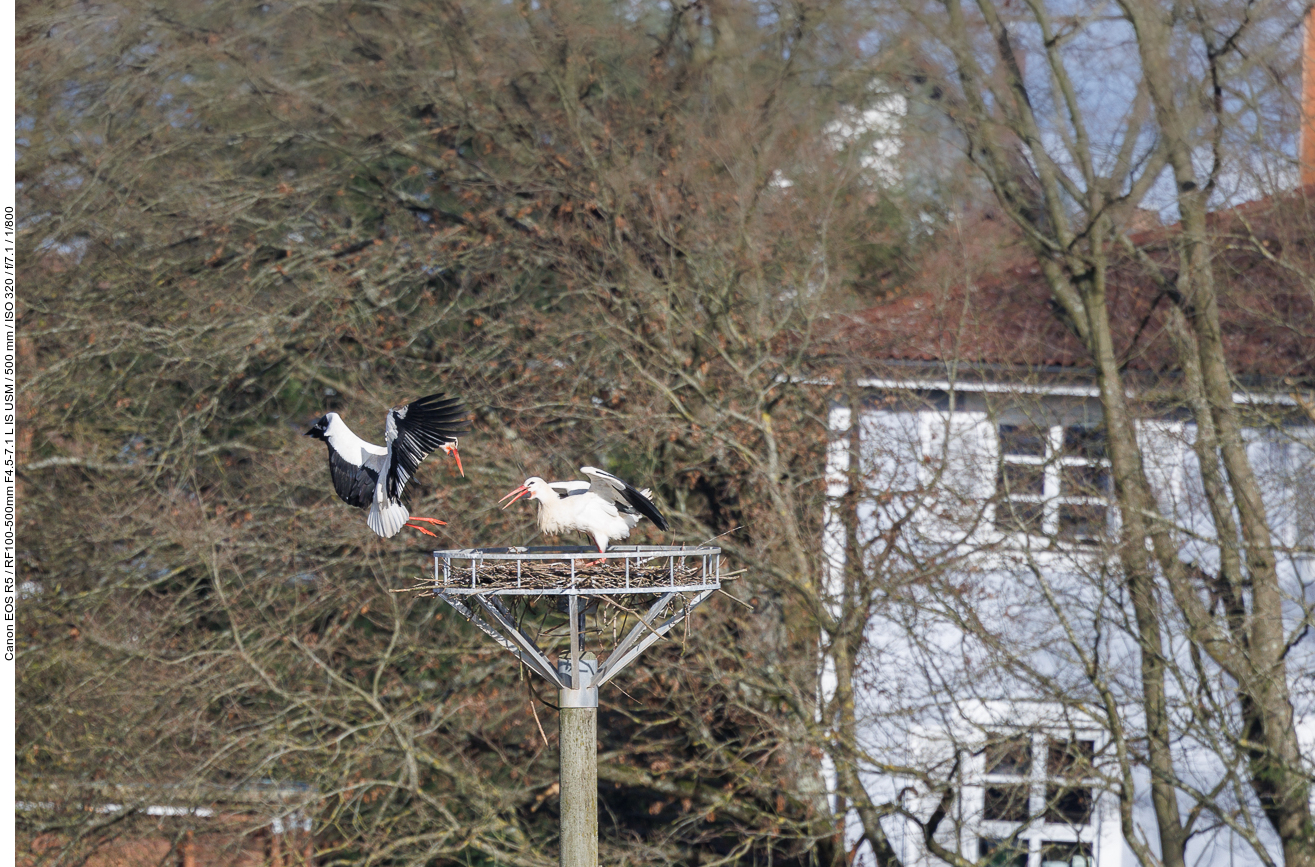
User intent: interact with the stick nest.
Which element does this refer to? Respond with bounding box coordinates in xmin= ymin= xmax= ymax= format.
xmin=428 ymin=559 xmax=710 ymax=591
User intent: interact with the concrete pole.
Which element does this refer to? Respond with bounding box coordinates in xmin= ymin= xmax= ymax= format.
xmin=557 ymin=652 xmax=598 ymax=867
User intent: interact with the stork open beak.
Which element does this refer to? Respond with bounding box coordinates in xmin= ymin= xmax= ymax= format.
xmin=441 ymin=442 xmax=464 ymax=477
xmin=498 ymin=485 xmax=531 ymax=509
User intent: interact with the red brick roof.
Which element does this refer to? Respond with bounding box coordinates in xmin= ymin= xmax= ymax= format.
xmin=829 ymin=189 xmax=1315 ymax=384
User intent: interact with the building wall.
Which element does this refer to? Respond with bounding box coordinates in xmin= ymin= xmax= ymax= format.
xmin=821 ymin=388 xmax=1315 ymax=867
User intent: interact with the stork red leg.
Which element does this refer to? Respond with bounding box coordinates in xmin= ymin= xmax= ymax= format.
xmin=405 ymin=522 xmax=439 ymax=537
xmin=577 ymin=544 xmax=607 ymax=568
xmin=407 ymin=517 xmax=447 ymax=526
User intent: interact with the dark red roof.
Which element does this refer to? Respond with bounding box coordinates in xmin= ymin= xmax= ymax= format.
xmin=829 ymin=190 xmax=1315 ymax=384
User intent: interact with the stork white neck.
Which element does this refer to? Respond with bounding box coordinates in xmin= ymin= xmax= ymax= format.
xmin=530 ymin=487 xmax=562 ymax=504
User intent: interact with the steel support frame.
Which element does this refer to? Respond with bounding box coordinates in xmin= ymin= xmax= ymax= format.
xmin=437 ymin=590 xmax=566 ymax=688
xmin=435 ymin=588 xmax=717 ymax=693
xmin=594 ymin=588 xmax=715 ymax=686
xmin=434 ymin=579 xmax=719 ymax=867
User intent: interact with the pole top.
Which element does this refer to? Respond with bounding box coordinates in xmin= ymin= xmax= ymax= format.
xmin=558 ymin=652 xmax=598 ymax=709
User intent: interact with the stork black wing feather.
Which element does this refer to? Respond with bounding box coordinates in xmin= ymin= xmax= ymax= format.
xmin=619 ymin=483 xmax=669 ymax=531
xmin=328 ymin=449 xmax=378 ymax=508
xmin=384 ymin=393 xmax=471 ymax=501
xmin=581 ymin=466 xmax=669 ymax=531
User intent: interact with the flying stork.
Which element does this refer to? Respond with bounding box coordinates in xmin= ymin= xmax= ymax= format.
xmin=499 ymin=466 xmax=669 ymax=558
xmin=305 ymin=393 xmax=470 ymax=538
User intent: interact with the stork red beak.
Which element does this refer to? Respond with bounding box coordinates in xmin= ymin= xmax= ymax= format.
xmin=498 ymin=485 xmax=531 ymax=509
xmin=442 ymin=442 xmax=464 ymax=477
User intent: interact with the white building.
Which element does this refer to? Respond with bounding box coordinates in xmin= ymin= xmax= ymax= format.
xmin=818 ymin=197 xmax=1315 ymax=867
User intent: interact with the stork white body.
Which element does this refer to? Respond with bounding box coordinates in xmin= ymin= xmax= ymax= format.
xmin=317 ymin=415 xmax=409 ymax=537
xmin=530 ymin=483 xmax=637 ymax=553
xmin=501 ymin=467 xmax=669 ymax=553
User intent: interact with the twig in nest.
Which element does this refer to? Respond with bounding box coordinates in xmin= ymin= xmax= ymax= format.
xmin=716 ymin=588 xmax=754 ymax=610
xmin=391 ymin=580 xmax=430 ymax=593
xmin=699 ymin=525 xmax=743 ymax=546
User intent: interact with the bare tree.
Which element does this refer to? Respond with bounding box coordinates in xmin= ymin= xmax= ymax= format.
xmin=814 ymin=1 xmax=1315 ymax=865
xmin=17 ymin=0 xmax=924 ymax=863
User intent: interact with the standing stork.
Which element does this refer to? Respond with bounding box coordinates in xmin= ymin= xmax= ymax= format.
xmin=499 ymin=466 xmax=669 ymax=558
xmin=305 ymin=393 xmax=470 ymax=538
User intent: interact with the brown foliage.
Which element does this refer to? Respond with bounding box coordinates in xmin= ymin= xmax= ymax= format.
xmin=16 ymin=0 xmax=917 ymax=864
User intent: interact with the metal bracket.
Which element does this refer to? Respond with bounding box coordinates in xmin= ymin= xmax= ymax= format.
xmin=594 ymin=592 xmax=677 ymax=683
xmin=435 ymin=592 xmax=520 ymax=657
xmin=436 ymin=591 xmax=566 ymax=688
xmin=470 ymin=594 xmax=566 ymax=689
xmin=594 ymin=588 xmax=716 ymax=687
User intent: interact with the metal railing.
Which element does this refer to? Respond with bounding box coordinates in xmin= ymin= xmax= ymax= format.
xmin=432 ymin=544 xmax=721 ymax=595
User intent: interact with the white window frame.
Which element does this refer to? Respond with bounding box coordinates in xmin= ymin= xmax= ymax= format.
xmin=973 ymin=731 xmax=1102 ymax=867
xmin=995 ymin=423 xmax=1111 ymax=545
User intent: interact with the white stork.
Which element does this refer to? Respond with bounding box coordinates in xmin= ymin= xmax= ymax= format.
xmin=499 ymin=466 xmax=669 ymax=557
xmin=305 ymin=393 xmax=470 ymax=538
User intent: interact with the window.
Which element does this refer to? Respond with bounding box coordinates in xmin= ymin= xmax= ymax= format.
xmin=1000 ymin=424 xmax=1048 ymax=457
xmin=973 ymin=733 xmax=1099 ymax=865
xmin=1043 ymin=785 xmax=1093 ymax=824
xmin=996 ymin=423 xmax=1110 ymax=544
xmin=1047 ymin=739 xmax=1094 ymax=776
xmin=1040 ymin=840 xmax=1093 ymax=867
xmin=984 ymin=784 xmax=1031 ymax=822
xmin=985 ymin=734 xmax=1032 ymax=776
xmin=982 ymin=733 xmax=1033 ymax=823
xmin=979 ymin=837 xmax=1029 ymax=867
xmin=1044 ymin=739 xmax=1094 ymax=825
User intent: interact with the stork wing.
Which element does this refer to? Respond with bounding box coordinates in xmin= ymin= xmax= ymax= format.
xmin=384 ymin=393 xmax=471 ymax=501
xmin=328 ymin=450 xmax=379 ymax=508
xmin=550 ymin=480 xmax=590 ymax=497
xmin=580 ymin=466 xmax=669 ymax=531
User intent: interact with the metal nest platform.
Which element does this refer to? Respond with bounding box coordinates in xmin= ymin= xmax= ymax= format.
xmin=433 ymin=544 xmax=721 ymax=595
xmin=430 ymin=545 xmax=721 ymax=696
